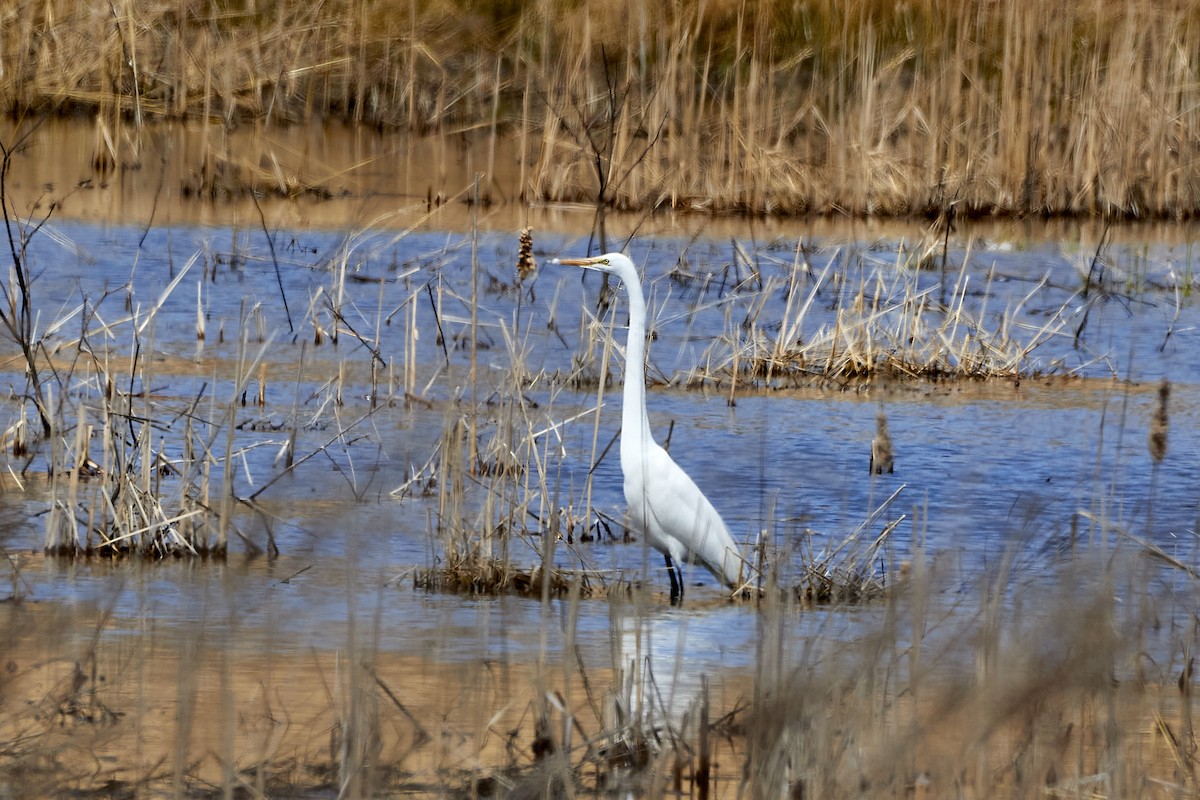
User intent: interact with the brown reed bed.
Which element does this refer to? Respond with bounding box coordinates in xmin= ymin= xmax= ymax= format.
xmin=4 ymin=0 xmax=1200 ymax=219
xmin=2 ymin=548 xmax=1198 ymax=798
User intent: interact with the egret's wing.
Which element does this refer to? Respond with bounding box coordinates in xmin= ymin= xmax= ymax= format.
xmin=636 ymin=444 xmax=741 ymax=586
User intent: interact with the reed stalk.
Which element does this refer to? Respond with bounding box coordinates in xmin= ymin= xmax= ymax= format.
xmin=7 ymin=0 xmax=1199 ymax=217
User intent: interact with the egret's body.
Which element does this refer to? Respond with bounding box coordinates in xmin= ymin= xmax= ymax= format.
xmin=555 ymin=253 xmax=742 ymax=602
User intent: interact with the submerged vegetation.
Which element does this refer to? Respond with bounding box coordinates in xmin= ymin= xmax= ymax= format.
xmin=3 ymin=0 xmax=1200 ymax=218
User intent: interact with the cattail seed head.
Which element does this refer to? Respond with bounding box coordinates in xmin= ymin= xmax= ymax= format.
xmin=871 ymin=408 xmax=894 ymax=475
xmin=517 ymin=227 xmax=536 ymax=281
xmin=1148 ymin=379 xmax=1169 ymax=464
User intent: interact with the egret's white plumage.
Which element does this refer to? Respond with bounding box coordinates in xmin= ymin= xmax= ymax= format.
xmin=554 ymin=252 xmax=742 ymax=601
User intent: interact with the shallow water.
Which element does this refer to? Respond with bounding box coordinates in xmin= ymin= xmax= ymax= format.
xmin=2 ymin=207 xmax=1200 ymax=677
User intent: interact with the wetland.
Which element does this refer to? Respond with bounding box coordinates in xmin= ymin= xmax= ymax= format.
xmin=3 ymin=121 xmax=1200 ymax=797
xmin=4 ymin=0 xmax=1200 ymax=794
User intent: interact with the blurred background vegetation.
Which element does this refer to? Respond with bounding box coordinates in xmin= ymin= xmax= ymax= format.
xmin=3 ymin=0 xmax=1198 ymax=215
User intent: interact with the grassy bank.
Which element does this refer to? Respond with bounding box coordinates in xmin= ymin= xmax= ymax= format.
xmin=3 ymin=0 xmax=1198 ymax=218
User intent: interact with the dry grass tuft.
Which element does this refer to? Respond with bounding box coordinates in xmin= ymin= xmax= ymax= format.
xmin=793 ymin=559 xmax=888 ymax=607
xmin=413 ymin=553 xmax=587 ymax=598
xmin=788 ymin=486 xmax=902 ymax=607
xmin=672 ymin=242 xmax=1084 ymax=390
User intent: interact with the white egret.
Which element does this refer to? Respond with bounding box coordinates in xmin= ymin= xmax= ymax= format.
xmin=554 ymin=253 xmax=742 ymax=602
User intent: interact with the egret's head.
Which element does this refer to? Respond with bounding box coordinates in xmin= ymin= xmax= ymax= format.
xmin=551 ymin=252 xmax=634 ymax=275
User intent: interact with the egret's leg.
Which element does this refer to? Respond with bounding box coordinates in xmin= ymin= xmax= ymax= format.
xmin=665 ymin=553 xmax=683 ymax=604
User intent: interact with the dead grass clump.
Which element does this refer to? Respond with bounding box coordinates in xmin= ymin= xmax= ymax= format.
xmin=556 ymin=353 xmax=614 ymax=392
xmin=793 ymin=562 xmax=887 ymax=607
xmin=39 ymin=385 xmax=227 ymax=559
xmin=33 ymin=289 xmax=296 ymax=559
xmin=179 ymin=150 xmax=337 ymax=201
xmin=686 ymin=242 xmax=1084 ymax=390
xmin=782 ymin=486 xmax=902 ymax=607
xmin=402 ymin=256 xmax=618 ymax=600
xmin=413 ymin=553 xmax=583 ymax=598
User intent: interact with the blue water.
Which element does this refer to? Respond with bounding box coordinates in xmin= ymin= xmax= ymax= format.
xmin=3 ymin=218 xmax=1200 ymax=671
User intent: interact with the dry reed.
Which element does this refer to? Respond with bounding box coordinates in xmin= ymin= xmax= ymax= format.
xmin=3 ymin=549 xmax=1198 ymax=798
xmin=674 ymin=239 xmax=1087 ymax=389
xmin=3 ymin=0 xmax=1199 ymax=218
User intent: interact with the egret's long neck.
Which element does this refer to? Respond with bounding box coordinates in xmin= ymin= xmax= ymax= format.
xmin=615 ymin=262 xmax=655 ymax=458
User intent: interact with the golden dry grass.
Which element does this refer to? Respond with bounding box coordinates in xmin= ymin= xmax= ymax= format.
xmin=3 ymin=0 xmax=1199 ymax=218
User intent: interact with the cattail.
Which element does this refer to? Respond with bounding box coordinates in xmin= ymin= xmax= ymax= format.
xmin=870 ymin=408 xmax=894 ymax=475
xmin=516 ymin=227 xmax=536 ymax=281
xmin=1148 ymin=379 xmax=1169 ymax=464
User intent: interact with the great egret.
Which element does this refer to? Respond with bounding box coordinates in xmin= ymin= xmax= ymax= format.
xmin=554 ymin=252 xmax=742 ymax=602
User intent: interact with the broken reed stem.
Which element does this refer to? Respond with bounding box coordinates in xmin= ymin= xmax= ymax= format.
xmin=406 ymin=280 xmax=418 ymax=398
xmin=372 ymin=279 xmax=385 ymax=408
xmin=469 ymin=174 xmax=480 ymax=472
xmin=217 ymin=306 xmax=248 ymax=553
xmin=287 ymin=344 xmax=306 ymax=470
